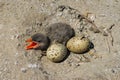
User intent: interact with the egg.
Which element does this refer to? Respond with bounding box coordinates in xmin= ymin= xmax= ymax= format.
xmin=46 ymin=43 xmax=67 ymax=62
xmin=66 ymin=36 xmax=90 ymax=54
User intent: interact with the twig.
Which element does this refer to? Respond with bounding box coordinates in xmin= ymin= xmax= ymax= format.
xmin=82 ymin=54 xmax=91 ymax=62
xmin=108 ymin=24 xmax=115 ymax=46
xmin=109 ymin=31 xmax=114 ymax=46
xmin=105 ymin=37 xmax=110 ymax=53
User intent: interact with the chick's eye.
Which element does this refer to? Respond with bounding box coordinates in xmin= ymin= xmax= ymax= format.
xmin=38 ymin=40 xmax=42 ymax=42
xmin=35 ymin=38 xmax=42 ymax=42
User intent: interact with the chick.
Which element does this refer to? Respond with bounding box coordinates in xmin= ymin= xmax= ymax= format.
xmin=25 ymin=23 xmax=75 ymax=50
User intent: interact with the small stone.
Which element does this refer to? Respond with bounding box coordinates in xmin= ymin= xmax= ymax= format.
xmin=76 ymin=63 xmax=80 ymax=66
xmin=17 ymin=43 xmax=21 ymax=47
xmin=58 ymin=5 xmax=66 ymax=11
xmin=56 ymin=12 xmax=63 ymax=16
xmin=14 ymin=52 xmax=18 ymax=57
xmin=111 ymin=68 xmax=117 ymax=74
xmin=102 ymin=31 xmax=108 ymax=36
xmin=14 ymin=61 xmax=18 ymax=65
xmin=21 ymin=68 xmax=27 ymax=73
xmin=27 ymin=64 xmax=38 ymax=68
xmin=87 ymin=13 xmax=96 ymax=22
xmin=23 ymin=52 xmax=28 ymax=57
xmin=99 ymin=14 xmax=106 ymax=17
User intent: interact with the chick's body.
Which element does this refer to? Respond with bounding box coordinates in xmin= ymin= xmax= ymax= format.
xmin=46 ymin=23 xmax=75 ymax=45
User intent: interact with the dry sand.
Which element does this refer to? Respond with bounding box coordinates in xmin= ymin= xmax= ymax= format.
xmin=0 ymin=0 xmax=120 ymax=80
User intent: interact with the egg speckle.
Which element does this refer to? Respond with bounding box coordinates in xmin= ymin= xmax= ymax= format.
xmin=46 ymin=43 xmax=67 ymax=62
xmin=66 ymin=36 xmax=90 ymax=54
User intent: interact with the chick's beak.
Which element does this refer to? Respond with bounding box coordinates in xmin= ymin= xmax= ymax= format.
xmin=25 ymin=38 xmax=40 ymax=50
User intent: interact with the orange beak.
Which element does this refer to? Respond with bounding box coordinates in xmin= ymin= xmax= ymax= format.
xmin=25 ymin=38 xmax=40 ymax=50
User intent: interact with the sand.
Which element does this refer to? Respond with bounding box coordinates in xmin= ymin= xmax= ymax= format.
xmin=0 ymin=0 xmax=120 ymax=80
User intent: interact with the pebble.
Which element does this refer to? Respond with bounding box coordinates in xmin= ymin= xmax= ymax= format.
xmin=111 ymin=69 xmax=119 ymax=74
xmin=21 ymin=68 xmax=27 ymax=73
xmin=27 ymin=64 xmax=38 ymax=68
xmin=14 ymin=52 xmax=18 ymax=57
xmin=56 ymin=12 xmax=63 ymax=16
xmin=14 ymin=61 xmax=18 ymax=65
xmin=87 ymin=13 xmax=96 ymax=22
xmin=99 ymin=14 xmax=106 ymax=17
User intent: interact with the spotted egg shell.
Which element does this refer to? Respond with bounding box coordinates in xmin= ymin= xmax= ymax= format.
xmin=46 ymin=43 xmax=67 ymax=62
xmin=66 ymin=36 xmax=90 ymax=54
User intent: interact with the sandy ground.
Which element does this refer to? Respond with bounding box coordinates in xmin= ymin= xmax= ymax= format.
xmin=0 ymin=0 xmax=120 ymax=80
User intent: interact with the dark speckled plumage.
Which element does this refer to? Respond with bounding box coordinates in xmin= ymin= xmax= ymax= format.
xmin=46 ymin=23 xmax=75 ymax=45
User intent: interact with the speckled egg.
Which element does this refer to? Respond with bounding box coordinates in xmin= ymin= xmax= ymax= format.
xmin=46 ymin=43 xmax=67 ymax=62
xmin=66 ymin=36 xmax=90 ymax=54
